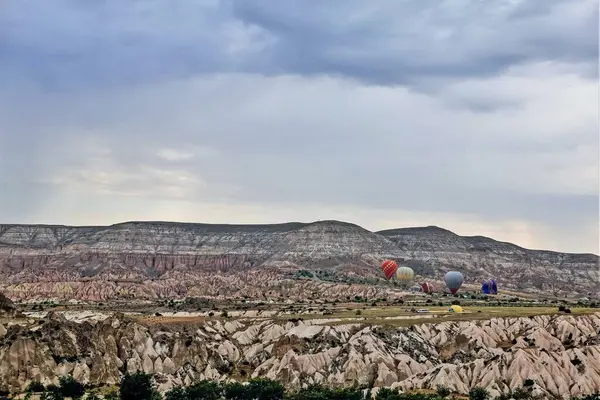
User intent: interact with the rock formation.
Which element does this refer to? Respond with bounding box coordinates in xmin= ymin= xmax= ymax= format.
xmin=0 ymin=312 xmax=598 ymax=399
xmin=0 ymin=221 xmax=598 ymax=301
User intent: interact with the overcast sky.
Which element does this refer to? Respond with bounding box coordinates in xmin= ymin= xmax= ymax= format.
xmin=1 ymin=0 xmax=598 ymax=254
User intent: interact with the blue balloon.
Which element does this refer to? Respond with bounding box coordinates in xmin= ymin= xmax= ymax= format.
xmin=482 ymin=279 xmax=498 ymax=295
xmin=444 ymin=271 xmax=464 ymax=294
xmin=481 ymin=279 xmax=491 ymax=294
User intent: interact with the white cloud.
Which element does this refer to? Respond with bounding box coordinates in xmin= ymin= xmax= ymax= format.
xmin=157 ymin=148 xmax=196 ymax=162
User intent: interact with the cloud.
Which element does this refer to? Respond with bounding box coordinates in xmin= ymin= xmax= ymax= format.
xmin=0 ymin=0 xmax=596 ymax=90
xmin=0 ymin=0 xmax=598 ymax=254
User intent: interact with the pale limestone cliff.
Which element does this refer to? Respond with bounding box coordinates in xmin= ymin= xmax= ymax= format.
xmin=0 ymin=311 xmax=598 ymax=399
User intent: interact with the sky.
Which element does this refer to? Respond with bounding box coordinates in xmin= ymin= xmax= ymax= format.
xmin=0 ymin=0 xmax=598 ymax=254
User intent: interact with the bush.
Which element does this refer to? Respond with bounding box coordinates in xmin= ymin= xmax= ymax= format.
xmin=436 ymin=385 xmax=451 ymax=398
xmin=103 ymin=390 xmax=120 ymax=400
xmin=186 ymin=380 xmax=222 ymax=400
xmin=375 ymin=387 xmax=401 ymax=400
xmin=120 ymin=371 xmax=159 ymax=400
xmin=26 ymin=381 xmax=45 ymax=393
xmin=40 ymin=391 xmax=64 ymax=400
xmin=246 ymin=378 xmax=285 ymax=400
xmin=164 ymin=386 xmax=187 ymax=400
xmin=58 ymin=375 xmax=85 ymax=399
xmin=223 ymin=381 xmax=246 ymax=399
xmin=289 ymin=384 xmax=364 ymax=400
xmin=523 ymin=379 xmax=535 ymax=387
xmin=468 ymin=387 xmax=490 ymax=400
xmin=85 ymin=391 xmax=103 ymax=400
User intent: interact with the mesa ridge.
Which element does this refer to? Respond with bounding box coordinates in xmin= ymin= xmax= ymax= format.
xmin=0 ymin=220 xmax=597 ymax=301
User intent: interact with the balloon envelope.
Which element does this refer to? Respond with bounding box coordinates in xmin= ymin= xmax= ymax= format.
xmin=381 ymin=260 xmax=398 ymax=280
xmin=482 ymin=279 xmax=498 ymax=295
xmin=395 ymin=266 xmax=415 ymax=283
xmin=420 ymin=282 xmax=434 ymax=294
xmin=444 ymin=271 xmax=464 ymax=294
xmin=481 ymin=280 xmax=491 ymax=294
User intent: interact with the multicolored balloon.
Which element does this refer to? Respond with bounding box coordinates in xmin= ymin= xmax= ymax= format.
xmin=420 ymin=282 xmax=434 ymax=294
xmin=381 ymin=260 xmax=398 ymax=280
xmin=444 ymin=271 xmax=464 ymax=294
xmin=395 ymin=266 xmax=415 ymax=284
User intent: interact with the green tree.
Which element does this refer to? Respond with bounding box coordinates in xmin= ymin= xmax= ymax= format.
xmin=468 ymin=387 xmax=489 ymax=400
xmin=26 ymin=380 xmax=45 ymax=393
xmin=164 ymin=386 xmax=187 ymax=400
xmin=58 ymin=375 xmax=85 ymax=399
xmin=223 ymin=381 xmax=246 ymax=399
xmin=185 ymin=380 xmax=222 ymax=400
xmin=374 ymin=387 xmax=400 ymax=400
xmin=85 ymin=391 xmax=103 ymax=400
xmin=245 ymin=378 xmax=285 ymax=400
xmin=289 ymin=384 xmax=365 ymax=400
xmin=120 ymin=372 xmax=159 ymax=400
xmin=103 ymin=390 xmax=120 ymax=400
xmin=40 ymin=391 xmax=65 ymax=400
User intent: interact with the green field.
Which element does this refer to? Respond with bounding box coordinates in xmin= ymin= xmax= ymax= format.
xmin=282 ymin=305 xmax=599 ymax=327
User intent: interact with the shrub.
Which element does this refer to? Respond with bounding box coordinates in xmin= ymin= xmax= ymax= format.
xmin=246 ymin=378 xmax=285 ymax=400
xmin=164 ymin=386 xmax=187 ymax=400
xmin=436 ymin=385 xmax=451 ymax=398
xmin=58 ymin=375 xmax=85 ymax=399
xmin=223 ymin=381 xmax=246 ymax=399
xmin=468 ymin=387 xmax=490 ymax=400
xmin=40 ymin=391 xmax=64 ymax=400
xmin=120 ymin=371 xmax=159 ymax=400
xmin=26 ymin=381 xmax=45 ymax=393
xmin=103 ymin=390 xmax=119 ymax=400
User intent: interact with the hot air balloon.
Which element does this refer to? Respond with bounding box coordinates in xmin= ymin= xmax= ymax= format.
xmin=395 ymin=266 xmax=414 ymax=285
xmin=444 ymin=271 xmax=464 ymax=294
xmin=448 ymin=305 xmax=463 ymax=313
xmin=420 ymin=282 xmax=434 ymax=294
xmin=481 ymin=279 xmax=491 ymax=294
xmin=491 ymin=279 xmax=498 ymax=294
xmin=482 ymin=279 xmax=498 ymax=295
xmin=381 ymin=260 xmax=398 ymax=280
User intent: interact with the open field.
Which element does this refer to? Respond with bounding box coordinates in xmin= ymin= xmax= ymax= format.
xmin=274 ymin=305 xmax=599 ymax=326
xmin=118 ymin=304 xmax=600 ymax=328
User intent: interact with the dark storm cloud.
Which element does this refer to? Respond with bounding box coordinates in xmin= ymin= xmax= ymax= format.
xmin=0 ymin=0 xmax=597 ymax=91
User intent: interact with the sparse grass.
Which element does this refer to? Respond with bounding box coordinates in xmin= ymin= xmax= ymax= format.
xmin=282 ymin=305 xmax=599 ymax=327
xmin=133 ymin=315 xmax=207 ymax=325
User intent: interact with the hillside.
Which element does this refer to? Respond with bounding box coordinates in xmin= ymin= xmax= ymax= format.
xmin=0 ymin=221 xmax=598 ymax=301
xmin=1 ymin=310 xmax=599 ymax=398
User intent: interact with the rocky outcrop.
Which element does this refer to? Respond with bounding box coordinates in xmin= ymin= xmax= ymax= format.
xmin=0 ymin=312 xmax=598 ymax=399
xmin=0 ymin=293 xmax=22 ymax=319
xmin=0 ymin=221 xmax=598 ymax=300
